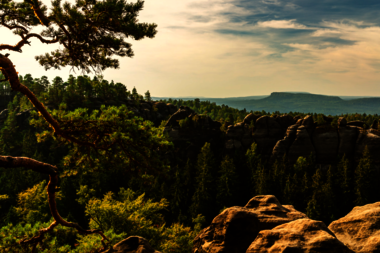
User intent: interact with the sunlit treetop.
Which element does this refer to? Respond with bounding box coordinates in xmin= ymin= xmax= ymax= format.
xmin=0 ymin=0 xmax=157 ymax=73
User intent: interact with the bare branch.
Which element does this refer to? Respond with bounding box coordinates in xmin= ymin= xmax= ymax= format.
xmin=0 ymin=33 xmax=59 ymax=52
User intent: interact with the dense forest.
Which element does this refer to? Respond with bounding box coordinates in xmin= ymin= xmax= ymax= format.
xmin=1 ymin=74 xmax=380 ymax=252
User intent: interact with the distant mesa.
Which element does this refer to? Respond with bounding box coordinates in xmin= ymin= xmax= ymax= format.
xmin=154 ymin=92 xmax=380 ymax=115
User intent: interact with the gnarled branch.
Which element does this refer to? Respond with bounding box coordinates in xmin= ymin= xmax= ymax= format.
xmin=0 ymin=33 xmax=59 ymax=52
xmin=0 ymin=155 xmax=108 ymax=251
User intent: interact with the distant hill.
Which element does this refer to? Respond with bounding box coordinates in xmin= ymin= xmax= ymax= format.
xmin=154 ymin=92 xmax=380 ymax=115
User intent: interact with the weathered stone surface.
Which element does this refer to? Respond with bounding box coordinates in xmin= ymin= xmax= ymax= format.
xmin=329 ymin=202 xmax=380 ymax=253
xmin=293 ymin=115 xmax=302 ymax=122
xmin=271 ymin=138 xmax=292 ymax=160
xmin=286 ymin=124 xmax=299 ymax=140
xmin=302 ymin=115 xmax=314 ymax=128
xmin=252 ymin=116 xmax=282 ymax=155
xmin=312 ymin=126 xmax=339 ymax=163
xmin=192 ymin=195 xmax=307 ymax=253
xmin=355 ymin=132 xmax=380 ymax=164
xmin=243 ymin=113 xmax=261 ymax=125
xmin=275 ymin=114 xmax=295 ymax=132
xmin=247 ymin=218 xmax=353 ymax=253
xmin=226 ymin=123 xmax=245 ymax=139
xmin=288 ymin=126 xmax=316 ymax=162
xmin=338 ymin=126 xmax=359 ymax=158
xmin=101 ymin=236 xmax=161 ymax=253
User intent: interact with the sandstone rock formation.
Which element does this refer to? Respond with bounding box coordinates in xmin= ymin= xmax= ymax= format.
xmin=192 ymin=195 xmax=307 ymax=253
xmin=329 ymin=202 xmax=380 ymax=253
xmin=252 ymin=116 xmax=283 ymax=156
xmin=101 ymin=236 xmax=161 ymax=253
xmin=287 ymin=125 xmax=315 ymax=162
xmin=312 ymin=125 xmax=339 ymax=163
xmin=246 ymin=218 xmax=353 ymax=253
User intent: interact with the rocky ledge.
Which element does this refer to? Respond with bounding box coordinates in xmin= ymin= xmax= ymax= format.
xmin=192 ymin=195 xmax=380 ymax=253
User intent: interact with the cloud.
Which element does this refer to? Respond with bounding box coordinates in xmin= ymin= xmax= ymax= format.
xmin=256 ymin=19 xmax=308 ymax=29
xmin=1 ymin=0 xmax=380 ymax=97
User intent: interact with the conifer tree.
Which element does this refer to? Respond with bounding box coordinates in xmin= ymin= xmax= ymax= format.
xmin=306 ymin=168 xmax=323 ymax=220
xmin=0 ymin=0 xmax=158 ymax=249
xmin=191 ymin=143 xmax=216 ymax=221
xmin=355 ymin=146 xmax=377 ymax=205
xmin=145 ymin=90 xmax=152 ymax=102
xmin=246 ymin=142 xmax=261 ymax=195
xmin=336 ymin=154 xmax=353 ymax=216
xmin=217 ymin=155 xmax=238 ymax=209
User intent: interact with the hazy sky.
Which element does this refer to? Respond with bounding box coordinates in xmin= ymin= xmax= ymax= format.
xmin=1 ymin=0 xmax=380 ymax=97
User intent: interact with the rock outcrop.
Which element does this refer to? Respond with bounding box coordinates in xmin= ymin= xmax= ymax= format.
xmin=192 ymin=195 xmax=307 ymax=253
xmin=101 ymin=236 xmax=161 ymax=253
xmin=329 ymin=202 xmax=380 ymax=253
xmin=246 ymin=218 xmax=353 ymax=253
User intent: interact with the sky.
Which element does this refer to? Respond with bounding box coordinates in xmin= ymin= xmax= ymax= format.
xmin=1 ymin=0 xmax=380 ymax=97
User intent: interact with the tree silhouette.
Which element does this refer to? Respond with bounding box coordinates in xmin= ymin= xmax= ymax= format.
xmin=0 ymin=0 xmax=157 ymax=250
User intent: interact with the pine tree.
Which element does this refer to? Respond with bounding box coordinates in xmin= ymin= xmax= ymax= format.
xmin=336 ymin=154 xmax=353 ymax=216
xmin=145 ymin=90 xmax=151 ymax=102
xmin=217 ymin=155 xmax=238 ymax=209
xmin=246 ymin=142 xmax=261 ymax=195
xmin=355 ymin=146 xmax=377 ymax=205
xmin=306 ymin=168 xmax=323 ymax=220
xmin=191 ymin=143 xmax=216 ymax=220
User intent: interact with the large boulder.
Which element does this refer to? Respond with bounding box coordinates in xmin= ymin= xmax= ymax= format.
xmin=312 ymin=126 xmax=339 ymax=163
xmin=192 ymin=195 xmax=307 ymax=253
xmin=246 ymin=218 xmax=353 ymax=253
xmin=101 ymin=236 xmax=161 ymax=253
xmin=329 ymin=202 xmax=380 ymax=253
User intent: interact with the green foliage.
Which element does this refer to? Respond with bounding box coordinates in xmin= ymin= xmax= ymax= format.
xmin=78 ymin=188 xmax=201 ymax=253
xmin=0 ymin=222 xmax=77 ymax=252
xmin=355 ymin=146 xmax=378 ymax=205
xmin=191 ymin=142 xmax=216 ymax=220
xmin=14 ymin=181 xmax=62 ymax=225
xmin=217 ymin=155 xmax=238 ymax=208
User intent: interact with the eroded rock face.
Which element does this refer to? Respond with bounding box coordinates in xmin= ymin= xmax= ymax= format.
xmin=246 ymin=218 xmax=353 ymax=253
xmin=192 ymin=195 xmax=307 ymax=253
xmin=101 ymin=236 xmax=161 ymax=253
xmin=288 ymin=126 xmax=315 ymax=162
xmin=252 ymin=116 xmax=282 ymax=156
xmin=312 ymin=126 xmax=339 ymax=163
xmin=338 ymin=126 xmax=359 ymax=158
xmin=328 ymin=202 xmax=380 ymax=253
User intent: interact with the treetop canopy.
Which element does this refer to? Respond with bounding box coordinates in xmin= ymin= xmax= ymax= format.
xmin=0 ymin=0 xmax=157 ymax=73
